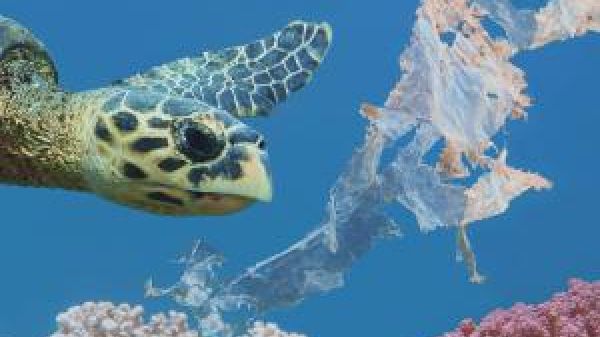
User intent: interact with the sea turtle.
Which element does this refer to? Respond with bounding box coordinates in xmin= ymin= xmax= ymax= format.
xmin=0 ymin=16 xmax=332 ymax=215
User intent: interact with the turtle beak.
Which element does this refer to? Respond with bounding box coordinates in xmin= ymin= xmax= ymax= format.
xmin=190 ymin=144 xmax=273 ymax=203
xmin=230 ymin=147 xmax=273 ymax=202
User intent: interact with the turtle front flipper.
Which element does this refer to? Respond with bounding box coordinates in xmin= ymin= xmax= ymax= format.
xmin=115 ymin=21 xmax=332 ymax=118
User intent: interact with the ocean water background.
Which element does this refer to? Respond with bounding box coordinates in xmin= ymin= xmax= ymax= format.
xmin=0 ymin=1 xmax=598 ymax=337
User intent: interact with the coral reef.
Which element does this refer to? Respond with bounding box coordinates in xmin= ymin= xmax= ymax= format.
xmin=437 ymin=279 xmax=600 ymax=337
xmin=50 ymin=302 xmax=198 ymax=337
xmin=50 ymin=279 xmax=600 ymax=337
xmin=242 ymin=323 xmax=306 ymax=337
xmin=49 ymin=302 xmax=304 ymax=337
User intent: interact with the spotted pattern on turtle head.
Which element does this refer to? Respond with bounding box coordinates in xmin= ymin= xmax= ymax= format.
xmin=88 ymin=88 xmax=272 ymax=215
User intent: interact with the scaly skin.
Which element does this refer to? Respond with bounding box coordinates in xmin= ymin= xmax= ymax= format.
xmin=0 ymin=86 xmax=89 ymax=190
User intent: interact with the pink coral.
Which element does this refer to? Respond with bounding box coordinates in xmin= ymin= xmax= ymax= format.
xmin=438 ymin=279 xmax=600 ymax=337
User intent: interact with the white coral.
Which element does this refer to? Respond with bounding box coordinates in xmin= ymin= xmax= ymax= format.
xmin=50 ymin=302 xmax=198 ymax=337
xmin=242 ymin=322 xmax=306 ymax=337
xmin=49 ymin=303 xmax=304 ymax=337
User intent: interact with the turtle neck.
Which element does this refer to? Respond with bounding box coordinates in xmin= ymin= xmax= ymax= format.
xmin=0 ymin=84 xmax=89 ymax=190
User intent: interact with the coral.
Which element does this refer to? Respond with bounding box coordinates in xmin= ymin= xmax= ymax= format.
xmin=242 ymin=323 xmax=306 ymax=337
xmin=50 ymin=302 xmax=198 ymax=337
xmin=437 ymin=279 xmax=600 ymax=337
xmin=49 ymin=302 xmax=304 ymax=337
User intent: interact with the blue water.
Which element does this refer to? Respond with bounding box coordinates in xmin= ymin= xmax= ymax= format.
xmin=1 ymin=1 xmax=599 ymax=337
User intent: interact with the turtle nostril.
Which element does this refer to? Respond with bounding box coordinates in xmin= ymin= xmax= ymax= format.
xmin=258 ymin=138 xmax=266 ymax=150
xmin=175 ymin=120 xmax=226 ymax=163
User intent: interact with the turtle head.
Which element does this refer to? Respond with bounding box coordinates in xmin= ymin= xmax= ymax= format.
xmin=0 ymin=16 xmax=57 ymax=90
xmin=87 ymin=89 xmax=272 ymax=216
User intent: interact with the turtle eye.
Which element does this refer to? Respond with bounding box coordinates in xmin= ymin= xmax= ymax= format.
xmin=174 ymin=119 xmax=226 ymax=163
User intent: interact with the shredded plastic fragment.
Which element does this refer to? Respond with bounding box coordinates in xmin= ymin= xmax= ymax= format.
xmin=145 ymin=0 xmax=599 ymax=335
xmin=435 ymin=279 xmax=600 ymax=337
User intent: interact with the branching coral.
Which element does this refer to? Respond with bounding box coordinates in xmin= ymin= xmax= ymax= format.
xmin=49 ymin=302 xmax=303 ymax=337
xmin=50 ymin=302 xmax=198 ymax=337
xmin=437 ymin=279 xmax=600 ymax=337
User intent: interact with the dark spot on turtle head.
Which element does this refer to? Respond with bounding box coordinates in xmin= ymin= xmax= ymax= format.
xmin=112 ymin=111 xmax=139 ymax=132
xmin=158 ymin=157 xmax=187 ymax=172
xmin=125 ymin=90 xmax=162 ymax=112
xmin=188 ymin=166 xmax=211 ymax=184
xmin=212 ymin=160 xmax=243 ymax=180
xmin=123 ymin=162 xmax=147 ymax=179
xmin=174 ymin=119 xmax=226 ymax=163
xmin=95 ymin=119 xmax=113 ymax=143
xmin=147 ymin=192 xmax=184 ymax=206
xmin=190 ymin=160 xmax=243 ymax=183
xmin=228 ymin=146 xmax=251 ymax=163
xmin=148 ymin=117 xmax=171 ymax=129
xmin=131 ymin=137 xmax=169 ymax=152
